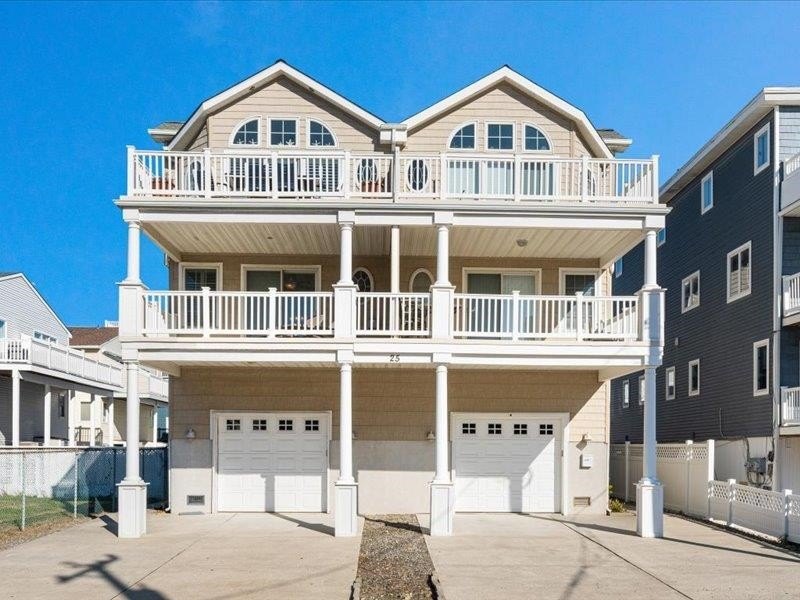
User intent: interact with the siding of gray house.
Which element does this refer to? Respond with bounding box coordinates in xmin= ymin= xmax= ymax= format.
xmin=611 ymin=115 xmax=776 ymax=444
xmin=0 ymin=275 xmax=70 ymax=344
xmin=781 ymin=218 xmax=800 ymax=388
xmin=780 ymin=107 xmax=800 ymax=161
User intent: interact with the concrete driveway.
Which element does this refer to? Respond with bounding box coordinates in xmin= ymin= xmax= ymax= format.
xmin=424 ymin=512 xmax=800 ymax=600
xmin=0 ymin=512 xmax=361 ymax=599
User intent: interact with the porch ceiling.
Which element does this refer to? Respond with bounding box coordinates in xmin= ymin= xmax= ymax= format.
xmin=144 ymin=221 xmax=639 ymax=262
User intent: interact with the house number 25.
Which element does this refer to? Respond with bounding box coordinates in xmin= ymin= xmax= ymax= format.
xmin=388 ymin=354 xmax=400 ymax=362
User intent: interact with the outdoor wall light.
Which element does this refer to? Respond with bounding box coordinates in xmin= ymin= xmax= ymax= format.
xmin=427 ymin=431 xmax=436 ymax=440
xmin=352 ymin=430 xmax=358 ymax=440
xmin=581 ymin=433 xmax=592 ymax=444
xmin=185 ymin=427 xmax=196 ymax=440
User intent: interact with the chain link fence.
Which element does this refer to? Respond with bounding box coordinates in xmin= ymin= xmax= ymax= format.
xmin=0 ymin=446 xmax=168 ymax=533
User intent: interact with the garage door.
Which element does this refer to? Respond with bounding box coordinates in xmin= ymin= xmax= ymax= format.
xmin=216 ymin=413 xmax=328 ymax=512
xmin=452 ymin=414 xmax=562 ymax=513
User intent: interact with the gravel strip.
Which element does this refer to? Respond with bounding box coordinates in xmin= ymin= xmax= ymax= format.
xmin=356 ymin=514 xmax=436 ymax=600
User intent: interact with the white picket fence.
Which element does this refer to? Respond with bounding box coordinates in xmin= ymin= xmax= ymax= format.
xmin=610 ymin=441 xmax=800 ymax=543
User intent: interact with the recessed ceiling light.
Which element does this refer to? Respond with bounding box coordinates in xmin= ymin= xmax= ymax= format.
xmin=516 ymin=239 xmax=528 ymax=247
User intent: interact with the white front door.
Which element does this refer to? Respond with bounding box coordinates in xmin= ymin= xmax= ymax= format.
xmin=452 ymin=413 xmax=562 ymax=513
xmin=216 ymin=412 xmax=328 ymax=512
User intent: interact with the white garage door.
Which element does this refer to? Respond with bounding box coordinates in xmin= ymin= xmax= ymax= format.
xmin=216 ymin=413 xmax=328 ymax=512
xmin=452 ymin=414 xmax=562 ymax=513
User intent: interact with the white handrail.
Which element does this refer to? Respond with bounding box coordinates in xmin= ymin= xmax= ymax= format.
xmin=785 ymin=151 xmax=800 ymax=179
xmin=355 ymin=293 xmax=431 ymax=336
xmin=0 ymin=337 xmax=123 ymax=388
xmin=128 ymin=148 xmax=658 ymax=205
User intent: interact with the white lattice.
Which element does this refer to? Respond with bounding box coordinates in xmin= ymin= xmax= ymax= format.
xmin=731 ymin=484 xmax=786 ymax=538
xmin=656 ymin=445 xmax=687 ymax=461
xmin=691 ymin=446 xmax=708 ymax=460
xmin=628 ymin=447 xmax=643 ymax=458
xmin=733 ymin=485 xmax=784 ymax=512
xmin=709 ymin=480 xmax=729 ymax=500
xmin=788 ymin=494 xmax=800 ymax=544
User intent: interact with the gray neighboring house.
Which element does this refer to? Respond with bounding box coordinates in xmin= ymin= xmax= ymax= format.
xmin=611 ymin=89 xmax=800 ymax=492
xmin=0 ymin=272 xmax=123 ymax=445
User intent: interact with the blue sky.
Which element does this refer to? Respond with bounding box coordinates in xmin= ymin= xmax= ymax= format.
xmin=1 ymin=1 xmax=799 ymax=326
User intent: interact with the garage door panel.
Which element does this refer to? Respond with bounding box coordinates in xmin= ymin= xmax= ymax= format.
xmin=453 ymin=414 xmax=561 ymax=514
xmin=217 ymin=413 xmax=328 ymax=513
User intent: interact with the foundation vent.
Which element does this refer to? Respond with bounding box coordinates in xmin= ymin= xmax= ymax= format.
xmin=186 ymin=495 xmax=205 ymax=506
xmin=573 ymin=496 xmax=591 ymax=508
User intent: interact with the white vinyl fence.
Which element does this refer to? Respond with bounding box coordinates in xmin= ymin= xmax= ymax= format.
xmin=610 ymin=441 xmax=800 ymax=543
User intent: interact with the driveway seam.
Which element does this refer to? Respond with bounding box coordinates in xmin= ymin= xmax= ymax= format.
xmin=109 ymin=513 xmax=238 ymax=599
xmin=557 ymin=520 xmax=694 ymax=600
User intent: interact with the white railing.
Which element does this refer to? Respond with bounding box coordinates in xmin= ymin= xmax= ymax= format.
xmin=452 ymin=293 xmax=639 ymax=341
xmin=782 ymin=272 xmax=800 ymax=316
xmin=355 ymin=293 xmax=431 ymax=336
xmin=0 ymin=337 xmax=123 ymax=388
xmin=136 ymin=370 xmax=169 ymax=401
xmin=128 ymin=148 xmax=658 ymax=205
xmin=782 ymin=386 xmax=800 ymax=426
xmin=782 ymin=152 xmax=800 ymax=210
xmin=142 ymin=288 xmax=334 ymax=337
xmin=785 ymin=152 xmax=800 ymax=179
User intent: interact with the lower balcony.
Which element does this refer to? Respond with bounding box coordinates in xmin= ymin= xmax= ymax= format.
xmin=782 ymin=387 xmax=800 ymax=427
xmin=138 ymin=289 xmax=640 ymax=343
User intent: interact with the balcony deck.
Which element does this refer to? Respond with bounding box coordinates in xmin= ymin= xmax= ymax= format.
xmin=126 ymin=148 xmax=658 ymax=207
xmin=0 ymin=337 xmax=123 ymax=390
xmin=782 ymin=386 xmax=800 ymax=427
xmin=781 ymin=152 xmax=800 ymax=216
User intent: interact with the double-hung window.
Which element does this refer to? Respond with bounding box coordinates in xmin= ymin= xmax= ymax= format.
xmin=270 ymin=119 xmax=297 ymax=146
xmin=681 ymin=271 xmax=700 ymax=312
xmin=753 ymin=340 xmax=769 ymax=396
xmin=622 ymin=380 xmax=630 ymax=408
xmin=688 ymin=359 xmax=700 ymax=396
xmin=614 ymin=258 xmax=623 ymax=278
xmin=665 ymin=366 xmax=676 ymax=400
xmin=701 ymin=171 xmax=713 ymax=214
xmin=727 ymin=242 xmax=752 ymax=302
xmin=754 ymin=124 xmax=770 ymax=175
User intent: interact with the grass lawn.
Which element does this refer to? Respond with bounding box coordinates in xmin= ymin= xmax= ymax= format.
xmin=0 ymin=496 xmax=91 ymax=533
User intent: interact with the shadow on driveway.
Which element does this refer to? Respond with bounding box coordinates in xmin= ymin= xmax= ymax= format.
xmin=58 ymin=554 xmax=168 ymax=599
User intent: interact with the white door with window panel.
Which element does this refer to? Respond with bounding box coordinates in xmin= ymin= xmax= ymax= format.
xmin=452 ymin=413 xmax=562 ymax=513
xmin=216 ymin=412 xmax=328 ymax=512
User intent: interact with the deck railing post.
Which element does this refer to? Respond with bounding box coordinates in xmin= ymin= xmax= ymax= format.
xmin=684 ymin=440 xmax=693 ymax=514
xmin=343 ymin=151 xmax=351 ymax=200
xmin=126 ymin=146 xmax=135 ymax=195
xmin=513 ymin=154 xmax=521 ymax=202
xmin=202 ymin=286 xmax=211 ymax=338
xmin=270 ymin=152 xmax=278 ymax=200
xmin=439 ymin=154 xmax=447 ymax=201
xmin=624 ymin=441 xmax=630 ymax=503
xmin=575 ymin=292 xmax=584 ymax=342
xmin=203 ymin=148 xmax=212 ymax=198
xmin=511 ymin=291 xmax=520 ymax=341
xmin=268 ymin=287 xmax=277 ymax=337
xmin=784 ymin=489 xmax=794 ymax=539
xmin=651 ymin=155 xmax=660 ymax=205
xmin=727 ymin=478 xmax=736 ymax=526
xmin=580 ymin=155 xmax=588 ymax=202
xmin=20 ymin=452 xmax=26 ymax=530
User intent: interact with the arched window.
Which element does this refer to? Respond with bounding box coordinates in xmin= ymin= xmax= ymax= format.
xmin=231 ymin=118 xmax=260 ymax=145
xmin=409 ymin=269 xmax=433 ymax=293
xmin=353 ymin=268 xmax=373 ymax=292
xmin=449 ymin=123 xmax=476 ymax=150
xmin=308 ymin=120 xmax=336 ymax=147
xmin=524 ymin=125 xmax=551 ymax=151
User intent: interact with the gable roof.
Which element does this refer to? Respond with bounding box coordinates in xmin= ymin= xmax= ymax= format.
xmin=68 ymin=326 xmax=119 ymax=348
xmin=0 ymin=272 xmax=70 ymax=338
xmin=661 ymin=87 xmax=800 ymax=204
xmin=167 ymin=60 xmax=385 ymax=150
xmin=401 ymin=65 xmax=613 ymax=159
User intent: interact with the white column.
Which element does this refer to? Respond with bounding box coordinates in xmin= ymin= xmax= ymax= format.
xmin=107 ymin=397 xmax=115 ymax=445
xmin=435 ymin=225 xmax=450 ymax=286
xmin=152 ymin=403 xmax=159 ymax=443
xmin=117 ymin=359 xmax=147 ymax=538
xmin=11 ymin=369 xmax=20 ymax=446
xmin=434 ymin=365 xmax=449 ymax=482
xmin=66 ymin=390 xmax=75 ymax=445
xmin=43 ymin=385 xmax=51 ymax=446
xmin=430 ymin=363 xmax=455 ymax=536
xmin=89 ymin=394 xmax=97 ymax=447
xmin=124 ymin=220 xmax=141 ymax=284
xmin=338 ymin=223 xmax=354 ymax=285
xmin=334 ymin=360 xmax=358 ymax=536
xmin=636 ymin=368 xmax=664 ymax=539
xmin=644 ymin=229 xmax=658 ymax=289
xmin=390 ymin=225 xmax=400 ymax=293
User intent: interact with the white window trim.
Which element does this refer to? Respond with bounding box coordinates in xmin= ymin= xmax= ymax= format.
xmin=638 ymin=375 xmax=645 ymax=405
xmin=228 ymin=116 xmax=262 ymax=147
xmin=681 ymin=270 xmax=700 ymax=313
xmin=656 ymin=228 xmax=666 ymax=247
xmin=306 ymin=118 xmax=338 ymax=149
xmin=352 ymin=267 xmax=374 ymax=292
xmin=622 ymin=380 xmax=630 ymax=408
xmin=753 ymin=339 xmax=770 ymax=397
xmin=33 ymin=331 xmax=58 ymax=343
xmin=409 ymin=268 xmax=434 ymax=293
xmin=240 ymin=264 xmax=322 ymax=291
xmin=665 ymin=366 xmax=676 ymax=400
xmin=267 ymin=117 xmax=299 ymax=148
xmin=447 ymin=121 xmax=477 ymax=151
xmin=0 ymin=318 xmax=6 ymax=338
xmin=753 ymin=123 xmax=770 ymax=175
xmin=613 ymin=258 xmax=623 ymax=278
xmin=484 ymin=121 xmax=515 ymax=152
xmin=700 ymin=171 xmax=713 ymax=214
xmin=726 ymin=241 xmax=752 ymax=303
xmin=558 ymin=268 xmax=601 ymax=295
xmin=179 ymin=262 xmax=223 ymax=291
xmin=462 ymin=267 xmax=543 ymax=295
xmin=521 ymin=122 xmax=553 ymax=153
xmin=688 ymin=359 xmax=700 ymax=397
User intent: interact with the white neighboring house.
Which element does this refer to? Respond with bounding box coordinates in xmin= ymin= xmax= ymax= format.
xmin=0 ymin=272 xmax=123 ymax=446
xmin=68 ymin=327 xmax=169 ymax=447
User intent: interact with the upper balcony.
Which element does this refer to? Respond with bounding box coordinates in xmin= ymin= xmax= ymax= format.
xmin=781 ymin=152 xmax=800 ymax=215
xmin=126 ymin=148 xmax=659 ymax=208
xmin=0 ymin=336 xmax=123 ymax=391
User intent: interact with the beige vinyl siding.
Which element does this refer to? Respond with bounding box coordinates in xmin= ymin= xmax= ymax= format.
xmin=205 ymin=76 xmax=381 ymax=151
xmin=170 ymin=367 xmax=607 ymax=444
xmin=173 ymin=254 xmax=602 ymax=294
xmin=186 ymin=124 xmax=208 ymax=151
xmin=405 ymin=82 xmax=593 ymax=157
